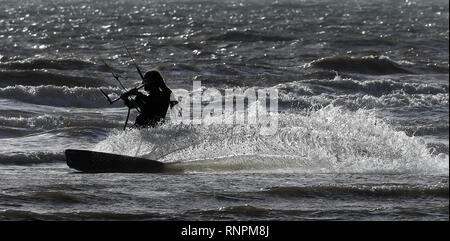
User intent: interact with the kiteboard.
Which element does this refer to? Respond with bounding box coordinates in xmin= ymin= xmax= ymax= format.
xmin=65 ymin=149 xmax=169 ymax=173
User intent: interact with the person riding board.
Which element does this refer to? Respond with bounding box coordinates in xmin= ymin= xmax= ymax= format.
xmin=121 ymin=69 xmax=178 ymax=128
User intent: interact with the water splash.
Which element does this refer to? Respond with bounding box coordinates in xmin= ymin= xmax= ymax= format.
xmin=93 ymin=105 xmax=449 ymax=174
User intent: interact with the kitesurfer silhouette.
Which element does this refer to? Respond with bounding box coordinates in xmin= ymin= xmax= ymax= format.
xmin=121 ymin=69 xmax=178 ymax=128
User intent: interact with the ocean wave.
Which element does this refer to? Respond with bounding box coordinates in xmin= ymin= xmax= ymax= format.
xmin=306 ymin=78 xmax=448 ymax=96
xmin=0 ymin=70 xmax=105 ymax=88
xmin=279 ymin=93 xmax=449 ymax=112
xmin=261 ymin=185 xmax=449 ymax=198
xmin=0 ymin=190 xmax=109 ymax=206
xmin=333 ymin=93 xmax=449 ymax=109
xmin=0 ymin=151 xmax=64 ymax=165
xmin=0 ymin=85 xmax=123 ymax=108
xmin=0 ymin=210 xmax=161 ymax=221
xmin=277 ymin=77 xmax=449 ymax=111
xmin=310 ymin=56 xmax=413 ymax=75
xmin=0 ymin=115 xmax=121 ymax=130
xmin=183 ymin=204 xmax=380 ymax=220
xmin=31 ymin=191 xmax=84 ymax=204
xmin=207 ymin=30 xmax=296 ymax=42
xmin=331 ymin=38 xmax=396 ymax=48
xmin=183 ymin=204 xmax=272 ymax=218
xmin=0 ymin=58 xmax=96 ymax=71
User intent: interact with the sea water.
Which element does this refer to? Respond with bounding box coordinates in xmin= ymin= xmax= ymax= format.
xmin=0 ymin=0 xmax=448 ymax=220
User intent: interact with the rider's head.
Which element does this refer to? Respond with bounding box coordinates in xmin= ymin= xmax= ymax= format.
xmin=143 ymin=69 xmax=164 ymax=92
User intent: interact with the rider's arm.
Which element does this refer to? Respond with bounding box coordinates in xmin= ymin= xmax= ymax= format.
xmin=120 ymin=88 xmax=143 ymax=109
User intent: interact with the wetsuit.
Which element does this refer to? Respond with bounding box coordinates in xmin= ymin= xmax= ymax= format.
xmin=133 ymin=89 xmax=171 ymax=128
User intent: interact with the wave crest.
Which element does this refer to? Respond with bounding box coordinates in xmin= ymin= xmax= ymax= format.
xmin=207 ymin=30 xmax=295 ymax=42
xmin=0 ymin=85 xmax=123 ymax=108
xmin=0 ymin=70 xmax=105 ymax=87
xmin=310 ymin=56 xmax=413 ymax=75
xmin=0 ymin=58 xmax=95 ymax=71
xmin=306 ymin=78 xmax=448 ymax=96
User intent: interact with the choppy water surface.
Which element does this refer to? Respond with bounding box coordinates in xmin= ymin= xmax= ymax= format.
xmin=0 ymin=0 xmax=448 ymax=220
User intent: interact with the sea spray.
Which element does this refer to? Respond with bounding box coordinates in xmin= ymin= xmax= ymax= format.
xmin=94 ymin=105 xmax=449 ymax=174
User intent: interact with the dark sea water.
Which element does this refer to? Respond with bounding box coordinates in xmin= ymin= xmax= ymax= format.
xmin=0 ymin=0 xmax=448 ymax=220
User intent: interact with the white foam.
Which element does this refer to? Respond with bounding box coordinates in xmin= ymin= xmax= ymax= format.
xmin=93 ymin=105 xmax=449 ymax=175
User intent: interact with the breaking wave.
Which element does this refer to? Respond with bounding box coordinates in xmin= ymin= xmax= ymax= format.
xmin=0 ymin=85 xmax=123 ymax=108
xmin=275 ymin=75 xmax=449 ymax=103
xmin=304 ymin=78 xmax=448 ymax=96
xmin=278 ymin=91 xmax=449 ymax=111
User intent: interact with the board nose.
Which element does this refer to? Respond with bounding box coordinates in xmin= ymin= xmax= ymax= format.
xmin=65 ymin=149 xmax=93 ymax=172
